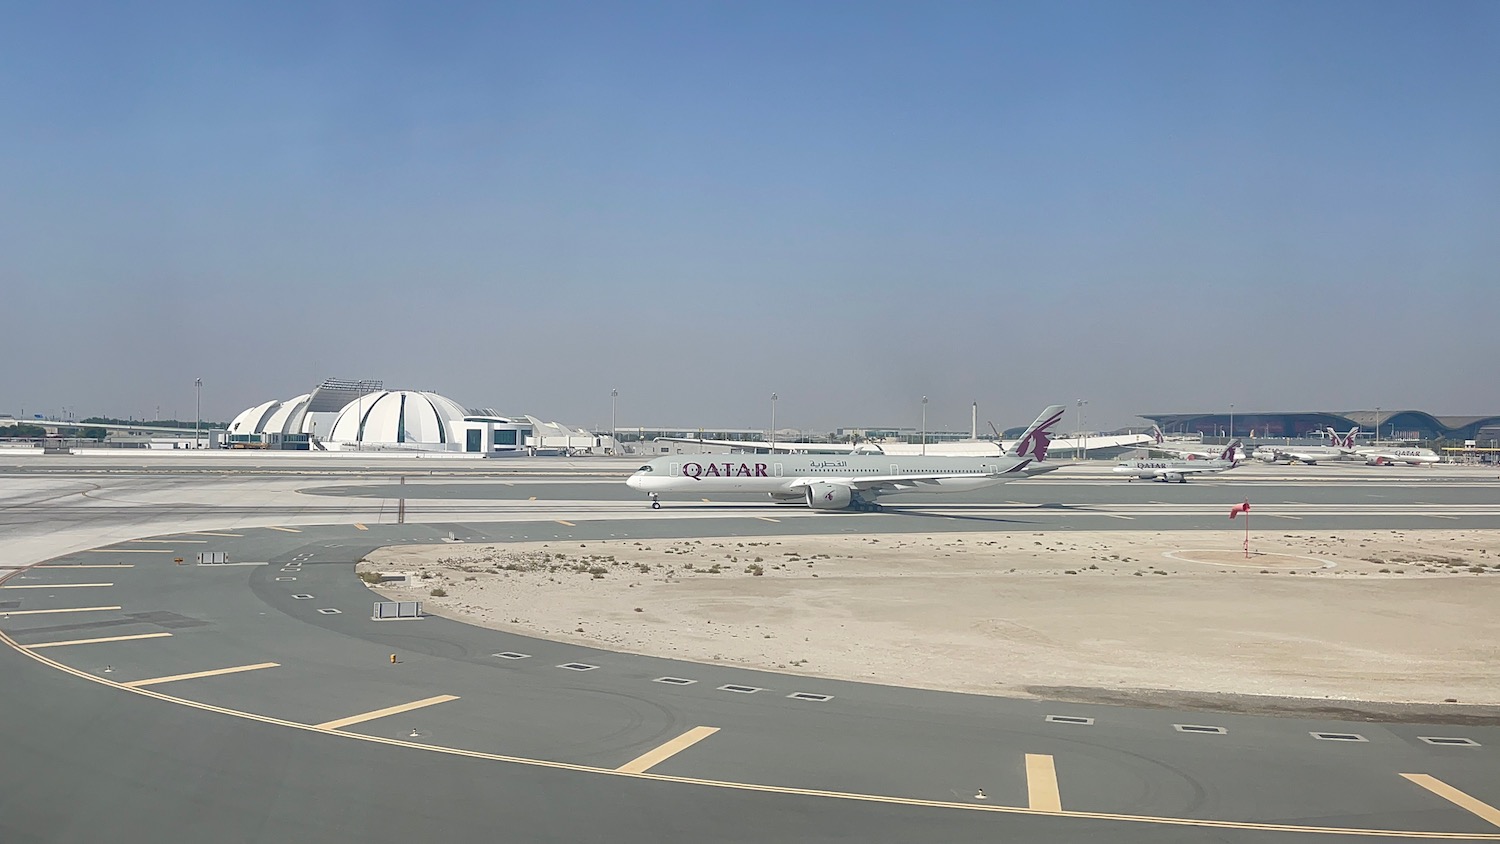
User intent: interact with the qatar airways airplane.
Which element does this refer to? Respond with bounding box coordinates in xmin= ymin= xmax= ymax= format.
xmin=625 ymin=405 xmax=1066 ymax=511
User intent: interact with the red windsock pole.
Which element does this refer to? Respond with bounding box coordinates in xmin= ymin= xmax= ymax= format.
xmin=1229 ymin=500 xmax=1251 ymax=558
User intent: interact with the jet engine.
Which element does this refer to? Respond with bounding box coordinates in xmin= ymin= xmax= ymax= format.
xmin=805 ymin=482 xmax=853 ymax=510
xmin=1160 ymin=472 xmax=1185 ymax=483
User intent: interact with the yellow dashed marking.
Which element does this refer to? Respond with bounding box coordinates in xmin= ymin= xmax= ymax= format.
xmin=1403 ymin=774 xmax=1500 ymax=828
xmin=36 ymin=564 xmax=133 ymax=569
xmin=129 ymin=539 xmax=207 ymax=544
xmin=191 ymin=532 xmax=243 ymax=537
xmin=354 ymin=523 xmax=368 ymax=530
xmin=2 ymin=606 xmax=121 ymax=616
xmin=85 ymin=549 xmax=173 ymax=554
xmin=122 ymin=662 xmax=279 ymax=688
xmin=756 ymin=517 xmax=781 ymax=523
xmin=316 ymin=695 xmax=460 ymax=730
xmin=617 ymin=726 xmax=720 ymax=774
xmin=27 ymin=632 xmax=172 ymax=649
xmin=555 ymin=520 xmax=576 ymax=527
xmin=265 ymin=526 xmax=302 ymax=533
xmin=1 ymin=583 xmax=113 ymax=589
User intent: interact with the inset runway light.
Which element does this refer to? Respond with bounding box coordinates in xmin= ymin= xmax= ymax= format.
xmin=974 ymin=788 xmax=987 ymax=800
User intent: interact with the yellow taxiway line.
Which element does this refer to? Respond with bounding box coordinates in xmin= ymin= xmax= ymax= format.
xmin=1 ymin=625 xmax=1496 ymax=840
xmin=86 ymin=549 xmax=173 ymax=553
xmin=27 ymin=632 xmax=172 ymax=649
xmin=265 ymin=526 xmax=302 ymax=533
xmin=316 ymin=695 xmax=460 ymax=731
xmin=756 ymin=517 xmax=781 ymax=523
xmin=129 ymin=539 xmax=207 ymax=544
xmin=122 ymin=662 xmax=279 ymax=688
xmin=1 ymin=583 xmax=113 ymax=589
xmin=354 ymin=523 xmax=368 ymax=531
xmin=616 ymin=726 xmax=720 ymax=774
xmin=2 ymin=606 xmax=121 ymax=616
xmin=555 ymin=520 xmax=576 ymax=526
xmin=1403 ymin=774 xmax=1500 ymax=828
xmin=1026 ymin=753 xmax=1062 ymax=811
xmin=191 ymin=532 xmax=243 ymax=537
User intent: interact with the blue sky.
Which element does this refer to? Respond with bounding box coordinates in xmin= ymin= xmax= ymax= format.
xmin=2 ymin=1 xmax=1497 ymax=433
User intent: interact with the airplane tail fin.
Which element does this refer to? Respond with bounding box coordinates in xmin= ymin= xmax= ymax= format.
xmin=1007 ymin=405 xmax=1066 ymax=462
xmin=1151 ymin=424 xmax=1164 ymax=445
xmin=1221 ymin=439 xmax=1242 ymax=462
xmin=1343 ymin=427 xmax=1360 ymax=449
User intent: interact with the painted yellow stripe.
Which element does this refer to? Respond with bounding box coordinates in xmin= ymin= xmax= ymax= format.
xmin=555 ymin=519 xmax=576 ymax=526
xmin=27 ymin=632 xmax=172 ymax=649
xmin=528 ymin=496 xmax=537 ymax=501
xmin=701 ymin=498 xmax=711 ymax=503
xmin=2 ymin=624 xmax=1497 ymax=840
xmin=129 ymin=539 xmax=207 ymax=544
xmin=191 ymin=532 xmax=243 ymax=537
xmin=617 ymin=726 xmax=720 ymax=774
xmin=36 ymin=564 xmax=133 ymax=569
xmin=122 ymin=662 xmax=279 ymax=688
xmin=2 ymin=606 xmax=121 ymax=616
xmin=354 ymin=523 xmax=368 ymax=531
xmin=1 ymin=583 xmax=113 ymax=589
xmin=85 ymin=549 xmax=173 ymax=553
xmin=1402 ymin=774 xmax=1500 ymax=828
xmin=265 ymin=526 xmax=302 ymax=533
xmin=757 ymin=517 xmax=781 ymax=523
xmin=1026 ymin=753 xmax=1062 ymax=812
xmin=315 ymin=695 xmax=460 ymax=730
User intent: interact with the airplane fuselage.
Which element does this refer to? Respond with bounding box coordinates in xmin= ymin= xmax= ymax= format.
xmin=627 ymin=455 xmax=1027 ymax=498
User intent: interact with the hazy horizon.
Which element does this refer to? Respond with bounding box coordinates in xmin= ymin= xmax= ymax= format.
xmin=3 ymin=2 xmax=1497 ymax=433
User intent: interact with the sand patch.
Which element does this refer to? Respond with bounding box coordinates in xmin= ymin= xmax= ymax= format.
xmin=362 ymin=529 xmax=1500 ymax=705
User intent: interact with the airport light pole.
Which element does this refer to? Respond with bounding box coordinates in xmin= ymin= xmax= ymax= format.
xmin=611 ymin=389 xmax=618 ymax=448
xmin=770 ymin=393 xmax=778 ymax=451
xmin=1229 ymin=404 xmax=1235 ymax=440
xmin=194 ymin=378 xmax=202 ymax=449
xmin=1375 ymin=406 xmax=1381 ymax=445
xmin=921 ymin=396 xmax=928 ymax=456
xmin=1076 ymin=398 xmax=1088 ymax=460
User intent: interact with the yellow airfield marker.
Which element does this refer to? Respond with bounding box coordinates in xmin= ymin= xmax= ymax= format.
xmin=122 ymin=662 xmax=279 ymax=688
xmin=265 ymin=526 xmax=302 ymax=533
xmin=617 ymin=726 xmax=720 ymax=774
xmin=315 ymin=695 xmax=461 ymax=731
xmin=27 ymin=632 xmax=172 ymax=649
xmin=1026 ymin=753 xmax=1062 ymax=812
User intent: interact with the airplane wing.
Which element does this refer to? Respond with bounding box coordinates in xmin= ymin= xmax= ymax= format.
xmin=654 ymin=436 xmax=868 ymax=454
xmin=795 ymin=462 xmax=1034 ymax=493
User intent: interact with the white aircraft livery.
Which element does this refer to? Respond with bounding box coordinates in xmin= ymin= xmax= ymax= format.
xmin=626 ymin=405 xmax=1066 ymax=511
xmin=1252 ymin=427 xmax=1359 ymax=465
xmin=1356 ymin=444 xmax=1440 ymax=465
xmin=1113 ymin=440 xmax=1242 ymax=482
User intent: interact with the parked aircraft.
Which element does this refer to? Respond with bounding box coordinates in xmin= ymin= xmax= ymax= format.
xmin=1252 ymin=427 xmax=1359 ymax=465
xmin=1355 ymin=444 xmax=1441 ymax=465
xmin=1146 ymin=426 xmax=1248 ymax=462
xmin=625 ymin=405 xmax=1066 ymax=511
xmin=1113 ymin=441 xmax=1241 ymax=482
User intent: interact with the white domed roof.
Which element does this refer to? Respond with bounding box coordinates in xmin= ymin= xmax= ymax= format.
xmin=228 ymin=400 xmax=280 ymax=435
xmin=328 ymin=390 xmax=468 ymax=446
xmin=262 ymin=393 xmax=311 ymax=435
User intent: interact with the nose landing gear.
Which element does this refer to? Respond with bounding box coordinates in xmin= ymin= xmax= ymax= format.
xmin=650 ymin=493 xmax=661 ymax=510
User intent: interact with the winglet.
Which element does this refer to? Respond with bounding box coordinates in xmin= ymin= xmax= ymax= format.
xmin=1008 ymin=405 xmax=1066 ymax=462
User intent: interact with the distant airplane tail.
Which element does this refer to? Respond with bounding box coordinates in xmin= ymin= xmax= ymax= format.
xmin=1151 ymin=424 xmax=1164 ymax=445
xmin=1221 ymin=439 xmax=1242 ymax=463
xmin=1008 ymin=405 xmax=1066 ymax=462
xmin=1326 ymin=426 xmax=1359 ymax=449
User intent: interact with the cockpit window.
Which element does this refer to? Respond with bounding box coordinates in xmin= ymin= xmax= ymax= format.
xmin=636 ymin=465 xmax=653 ymax=472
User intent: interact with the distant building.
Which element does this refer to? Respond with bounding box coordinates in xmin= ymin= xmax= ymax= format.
xmin=1141 ymin=411 xmax=1500 ymax=442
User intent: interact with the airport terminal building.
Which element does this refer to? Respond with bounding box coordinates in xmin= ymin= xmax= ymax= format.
xmin=227 ymin=378 xmax=612 ymax=455
xmin=1142 ymin=410 xmax=1500 ymax=443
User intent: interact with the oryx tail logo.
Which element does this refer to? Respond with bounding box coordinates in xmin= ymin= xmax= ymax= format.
xmin=1014 ymin=408 xmax=1065 ymax=462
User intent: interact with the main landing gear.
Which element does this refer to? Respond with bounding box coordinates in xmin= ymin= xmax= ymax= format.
xmin=850 ymin=497 xmax=883 ymax=512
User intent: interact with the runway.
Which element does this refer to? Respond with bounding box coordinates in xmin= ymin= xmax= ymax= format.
xmin=1 ymin=457 xmax=1498 ymax=842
